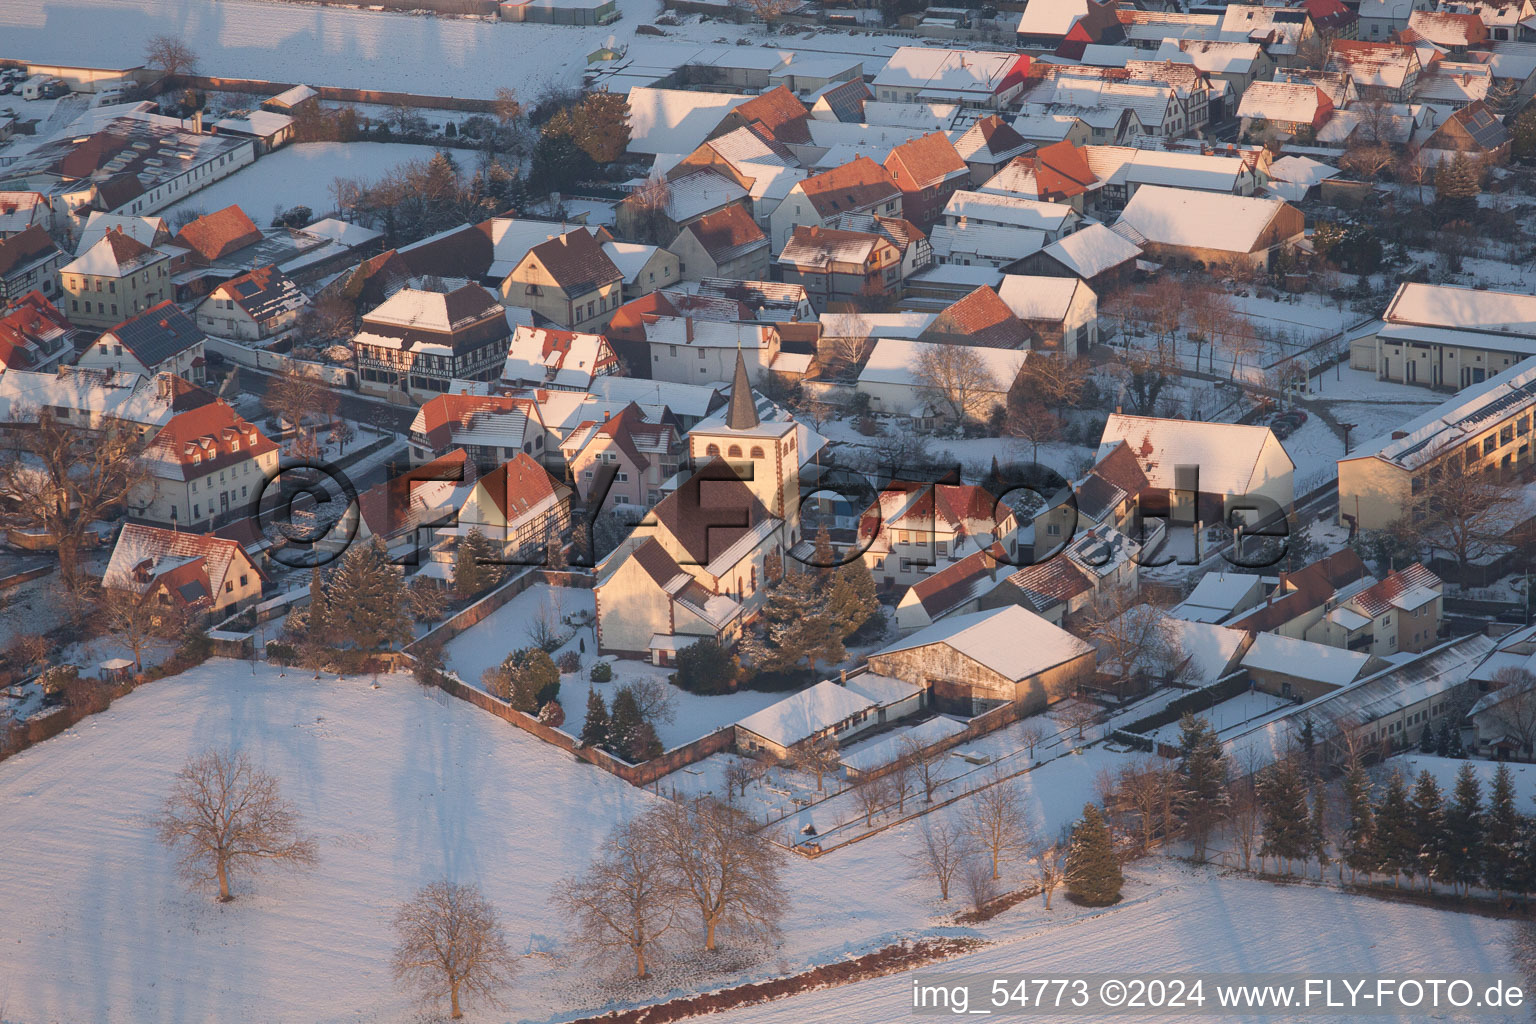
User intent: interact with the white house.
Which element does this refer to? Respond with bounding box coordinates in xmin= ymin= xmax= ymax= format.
xmin=858 ymin=338 xmax=1026 ymax=422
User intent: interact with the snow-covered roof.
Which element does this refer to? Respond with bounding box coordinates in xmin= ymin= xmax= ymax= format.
xmin=861 ymin=100 xmax=962 ymax=131
xmin=211 ymin=110 xmax=293 ymax=139
xmin=1098 ymin=413 xmax=1292 ymax=495
xmin=1017 ymin=0 xmax=1093 ymax=37
xmin=873 ymin=604 xmax=1093 ymax=680
xmin=845 ymin=672 xmax=924 ymax=706
xmin=819 ymin=310 xmax=936 ymax=341
xmin=1267 ymin=155 xmax=1339 ymax=188
xmin=265 ymin=84 xmax=317 ymax=109
xmin=1241 ymin=632 xmax=1373 ymax=687
xmin=302 ymin=218 xmax=384 ymax=249
xmin=1346 ymin=354 xmax=1536 ymax=470
xmin=858 ymin=337 xmax=1026 ymax=390
xmin=1174 ymin=570 xmax=1265 ymax=623
xmin=626 ymin=88 xmax=751 ymax=156
xmin=996 ymin=274 xmax=1084 ymax=321
xmin=734 ymin=680 xmax=878 ymax=747
xmin=1165 ymin=619 xmax=1249 ymax=686
xmin=872 ymin=46 xmax=1026 ymax=97
xmin=1038 ymin=222 xmax=1141 ymax=278
xmin=1086 ymin=145 xmax=1249 ymax=192
xmin=944 ymin=189 xmax=1075 ymax=232
xmin=1115 ymin=185 xmax=1294 ymax=254
xmin=1385 ymin=281 xmax=1536 ymax=335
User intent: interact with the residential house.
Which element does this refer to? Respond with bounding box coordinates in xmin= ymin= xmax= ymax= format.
xmin=834 ymin=212 xmax=932 ymax=281
xmin=1222 ymin=549 xmax=1372 ymax=641
xmin=1406 ymin=9 xmax=1491 ymax=53
xmin=1099 ymin=413 xmax=1295 ymax=527
xmin=644 ymin=315 xmax=783 ymax=385
xmin=733 ymin=681 xmax=883 ymax=759
xmin=1011 ymin=222 xmax=1142 ymax=289
xmin=561 ymin=402 xmax=682 ymax=511
xmin=1303 ymin=563 xmax=1444 ymax=657
xmin=858 ymin=480 xmax=1022 ymax=591
xmin=920 ymin=285 xmax=1036 ymax=351
xmin=104 ymin=523 xmax=266 ymax=623
xmin=768 ymin=156 xmax=903 ymax=251
xmin=58 ymin=227 xmax=173 ymax=329
xmin=0 ymin=291 xmax=76 ymax=372
xmin=451 ymin=452 xmax=572 ymax=565
xmin=1113 ymin=186 xmax=1304 ymax=271
xmin=1238 ymin=81 xmax=1335 ymax=139
xmin=954 ymin=115 xmax=1035 ymax=186
xmin=883 ymin=131 xmax=970 ymax=230
xmin=500 ymin=228 xmax=625 ymax=331
xmin=1082 ymin=145 xmax=1262 ymax=210
xmin=354 ymin=284 xmax=510 ymax=399
xmin=191 ymin=265 xmax=307 ymax=344
xmin=1016 ymin=0 xmax=1127 ymax=55
xmin=667 ymin=205 xmax=770 ymax=282
xmin=1241 ymin=632 xmax=1379 ymax=701
xmin=500 ymin=324 xmax=619 ymax=392
xmin=996 ymin=274 xmax=1098 ymax=356
xmin=1338 ymin=355 xmax=1536 ymax=529
xmin=777 ymin=226 xmax=902 ymax=313
xmin=407 ymin=392 xmax=554 ymax=467
xmin=134 ymin=398 xmax=281 ymax=528
xmin=0 ymin=191 xmax=55 ymax=239
xmin=1160 ymin=40 xmax=1274 ymax=103
xmin=1327 ymin=40 xmax=1423 ymax=101
xmin=866 ymin=604 xmax=1095 ymax=714
xmin=895 ymin=548 xmax=1006 ymax=630
xmin=0 ymin=226 xmax=64 ymax=303
xmin=871 ymin=47 xmax=1033 ymax=107
xmin=603 ymin=240 xmax=679 ymax=299
xmin=979 ymin=140 xmax=1099 ymax=212
xmin=77 ymin=301 xmax=205 ymax=383
xmin=1418 ymin=101 xmax=1512 ymax=163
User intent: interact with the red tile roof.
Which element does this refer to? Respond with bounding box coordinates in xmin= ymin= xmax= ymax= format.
xmin=727 ymin=86 xmax=811 ymax=146
xmin=885 ymin=131 xmax=968 ymax=191
xmin=684 ymin=204 xmax=768 ymax=264
xmin=355 ymin=449 xmax=474 ymax=538
xmin=146 ymin=399 xmax=278 ymax=482
xmin=799 ymin=156 xmax=901 ymax=219
xmin=0 ymin=291 xmax=72 ymax=371
xmin=0 ymin=225 xmax=59 ymax=278
xmin=922 ymin=286 xmax=1035 ymax=350
xmin=523 ymin=230 xmax=623 ymax=295
xmin=175 ymin=205 xmax=264 ymax=262
xmin=1347 ymin=562 xmax=1441 ymax=618
xmin=476 ymin=451 xmax=565 ymax=524
xmin=105 ymin=522 xmax=264 ymax=609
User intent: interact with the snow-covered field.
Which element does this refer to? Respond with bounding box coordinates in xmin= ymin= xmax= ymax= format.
xmin=714 ymin=861 xmax=1520 ymax=1024
xmin=159 ymin=141 xmax=449 ymax=225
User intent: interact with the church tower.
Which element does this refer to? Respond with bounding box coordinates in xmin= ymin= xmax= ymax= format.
xmin=687 ymin=348 xmax=802 ymax=536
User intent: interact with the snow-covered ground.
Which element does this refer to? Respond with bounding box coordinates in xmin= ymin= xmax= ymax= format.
xmin=1388 ymin=754 xmax=1536 ymax=813
xmin=714 ymin=860 xmax=1519 ymax=1024
xmin=159 ymin=141 xmax=449 ymax=225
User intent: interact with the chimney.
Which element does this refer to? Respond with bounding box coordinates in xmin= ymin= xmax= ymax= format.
xmin=839 ymin=668 xmax=847 ymax=684
xmin=685 ymin=318 xmax=694 ymax=344
xmin=1391 ymin=430 xmax=1408 ymax=439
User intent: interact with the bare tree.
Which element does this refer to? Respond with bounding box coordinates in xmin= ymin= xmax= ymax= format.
xmin=1018 ymin=721 xmax=1046 ymax=761
xmin=10 ymin=632 xmax=49 ymax=679
xmin=910 ymin=818 xmax=969 ymax=901
xmin=1107 ymin=758 xmax=1178 ymax=854
xmin=913 ymin=342 xmax=1001 ymax=423
xmin=647 ymin=797 xmax=785 ymax=952
xmin=1033 ymin=839 xmax=1069 ymax=909
xmin=731 ymin=0 xmax=801 ymax=24
xmin=1225 ymin=766 xmax=1264 ymax=871
xmin=789 ymin=737 xmax=840 ymax=792
xmin=553 ymin=817 xmax=676 ymax=978
xmin=899 ymin=734 xmax=948 ymax=802
xmin=853 ymin=771 xmax=893 ymax=827
xmin=0 ymin=410 xmax=148 ymax=589
xmin=962 ymin=771 xmax=1034 ymax=880
xmin=1056 ymin=700 xmax=1101 ymax=742
xmin=625 ymin=676 xmax=678 ymax=726
xmin=724 ymin=757 xmax=763 ymax=801
xmin=1488 ymin=668 xmax=1536 ymax=759
xmin=1403 ymin=458 xmax=1525 ymax=573
xmin=1340 ymin=142 xmax=1396 ymax=182
xmin=392 ymin=880 xmax=519 ymax=1020
xmin=1082 ymin=584 xmax=1175 ymax=689
xmin=961 ymin=851 xmax=1000 ymax=913
xmin=888 ymin=756 xmax=916 ymax=814
xmin=156 ymin=748 xmax=317 ymax=901
xmin=622 ymin=177 xmax=675 ymax=246
xmin=98 ymin=582 xmax=183 ymax=674
xmin=144 ymin=34 xmax=199 ymax=81
xmin=264 ymin=365 xmax=336 ymax=450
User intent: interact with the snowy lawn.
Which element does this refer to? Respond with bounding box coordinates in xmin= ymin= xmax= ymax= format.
xmin=0 ymin=660 xmax=1014 ymax=1023
xmin=713 ymin=859 xmax=1519 ymax=1024
xmin=160 ymin=142 xmax=450 ymax=225
xmin=1142 ymin=691 xmax=1293 ymax=745
xmin=440 ymin=582 xmax=594 ymax=684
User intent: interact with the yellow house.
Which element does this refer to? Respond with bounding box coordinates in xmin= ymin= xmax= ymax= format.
xmin=501 ymin=229 xmax=624 ymax=331
xmin=58 ymin=227 xmax=173 ymax=329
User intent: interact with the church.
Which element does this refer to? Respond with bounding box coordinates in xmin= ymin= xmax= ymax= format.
xmin=591 ymin=350 xmax=826 ymax=663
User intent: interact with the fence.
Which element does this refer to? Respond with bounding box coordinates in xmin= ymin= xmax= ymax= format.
xmin=184 ymin=75 xmax=502 ymax=112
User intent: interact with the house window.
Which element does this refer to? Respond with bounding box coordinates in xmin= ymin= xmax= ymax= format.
xmin=706 ymin=444 xmax=720 ymax=456
xmin=750 ymin=446 xmax=764 ymax=458
xmin=728 ymin=445 xmax=742 ymax=457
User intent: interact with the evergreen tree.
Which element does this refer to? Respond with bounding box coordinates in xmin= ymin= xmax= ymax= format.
xmin=758 ymin=569 xmax=844 ymax=673
xmin=674 ymin=637 xmax=737 ymax=694
xmin=307 ymin=565 xmax=330 ymax=637
xmin=1410 ymin=769 xmax=1446 ymax=892
xmin=811 ymin=523 xmax=836 ymax=577
xmin=1257 ymin=759 xmax=1310 ymax=874
xmin=1448 ymin=727 xmax=1467 ymax=759
xmin=501 ymin=647 xmax=559 ymax=714
xmin=1513 ymin=105 xmax=1536 ymax=163
xmin=1309 ymin=781 xmax=1331 ymax=879
xmin=580 ymin=689 xmax=610 ymax=748
xmin=1484 ymin=763 xmax=1523 ymax=896
xmin=1372 ymin=769 xmax=1418 ymax=887
xmin=1419 ymin=725 xmax=1436 ymax=754
xmin=1175 ymin=714 xmax=1228 ymax=863
xmin=609 ymin=687 xmax=643 ymax=757
xmin=827 ymin=558 xmax=883 ymax=643
xmin=1435 ymin=152 xmax=1482 ymax=215
xmin=628 ymin=721 xmax=662 ymax=762
xmin=453 ymin=528 xmax=502 ymax=601
xmin=327 ymin=538 xmax=411 ymax=651
xmin=1436 ymin=721 xmax=1452 ymax=758
xmin=1443 ymin=762 xmax=1485 ymax=895
xmin=1342 ymin=761 xmax=1375 ymax=883
xmin=1065 ymin=803 xmax=1122 ymax=906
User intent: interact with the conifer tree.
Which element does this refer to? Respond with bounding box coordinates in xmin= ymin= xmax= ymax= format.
xmin=1484 ymin=763 xmax=1522 ymax=897
xmin=453 ymin=529 xmax=503 ymax=601
xmin=609 ymin=687 xmax=643 ymax=757
xmin=1342 ymin=761 xmax=1375 ymax=883
xmin=1443 ymin=762 xmax=1485 ymax=895
xmin=307 ymin=565 xmax=330 ymax=637
xmin=1372 ymin=769 xmax=1417 ymax=887
xmin=1257 ymin=759 xmax=1310 ymax=874
xmin=327 ymin=538 xmax=411 ymax=651
xmin=1309 ymin=781 xmax=1331 ymax=879
xmin=581 ymin=689 xmax=610 ymax=749
xmin=1410 ymin=770 xmax=1445 ymax=893
xmin=1419 ymin=725 xmax=1436 ymax=754
xmin=1436 ymin=721 xmax=1452 ymax=757
xmin=811 ymin=523 xmax=836 ymax=578
xmin=758 ymin=569 xmax=844 ymax=672
xmin=501 ymin=647 xmax=558 ymax=714
xmin=1065 ymin=803 xmax=1122 ymax=906
xmin=827 ymin=558 xmax=882 ymax=642
xmin=1175 ymin=714 xmax=1227 ymax=862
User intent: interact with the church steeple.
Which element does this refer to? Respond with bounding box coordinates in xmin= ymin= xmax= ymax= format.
xmin=725 ymin=347 xmax=759 ymax=431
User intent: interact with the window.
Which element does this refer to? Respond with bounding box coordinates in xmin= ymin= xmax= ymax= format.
xmin=1485 ymin=435 xmax=1498 ymax=455
xmin=728 ymin=444 xmax=743 ymax=457
xmin=750 ymin=446 xmax=764 ymax=458
xmin=705 ymin=444 xmax=720 ymax=456
xmin=617 ymin=472 xmax=628 ymax=482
